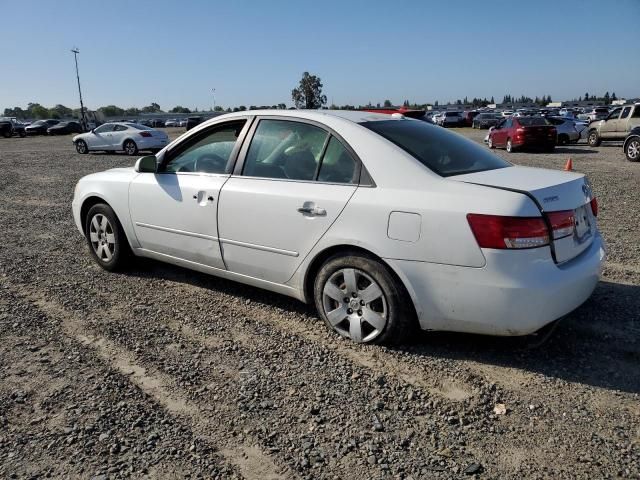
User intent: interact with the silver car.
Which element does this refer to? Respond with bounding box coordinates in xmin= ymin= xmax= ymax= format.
xmin=547 ymin=117 xmax=582 ymax=145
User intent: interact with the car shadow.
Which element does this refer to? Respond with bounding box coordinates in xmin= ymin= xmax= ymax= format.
xmin=122 ymin=260 xmax=640 ymax=395
xmin=553 ymin=147 xmax=599 ymax=154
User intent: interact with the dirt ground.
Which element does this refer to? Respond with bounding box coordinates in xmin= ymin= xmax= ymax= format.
xmin=0 ymin=126 xmax=638 ymax=479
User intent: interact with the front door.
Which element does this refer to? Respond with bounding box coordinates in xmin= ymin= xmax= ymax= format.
xmin=88 ymin=123 xmax=116 ymax=149
xmin=600 ymin=107 xmax=621 ymax=138
xmin=129 ymin=119 xmax=249 ymax=268
xmin=218 ymin=118 xmax=359 ymax=284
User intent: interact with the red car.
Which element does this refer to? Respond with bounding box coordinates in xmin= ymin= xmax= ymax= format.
xmin=488 ymin=117 xmax=557 ymax=153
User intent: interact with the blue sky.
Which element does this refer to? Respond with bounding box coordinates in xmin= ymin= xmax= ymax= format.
xmin=2 ymin=0 xmax=639 ymax=111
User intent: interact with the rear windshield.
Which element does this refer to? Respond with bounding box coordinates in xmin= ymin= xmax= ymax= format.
xmin=361 ymin=119 xmax=511 ymax=177
xmin=126 ymin=123 xmax=152 ymax=130
xmin=517 ymin=117 xmax=550 ymax=126
xmin=445 ymin=112 xmax=460 ymax=117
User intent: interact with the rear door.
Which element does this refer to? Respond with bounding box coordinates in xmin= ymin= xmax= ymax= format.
xmin=218 ymin=117 xmax=359 ymax=284
xmin=617 ymin=106 xmax=632 ymax=135
xmin=129 ymin=119 xmax=250 ymax=268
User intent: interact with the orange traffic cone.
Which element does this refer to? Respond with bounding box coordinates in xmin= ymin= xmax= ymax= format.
xmin=564 ymin=158 xmax=573 ymax=171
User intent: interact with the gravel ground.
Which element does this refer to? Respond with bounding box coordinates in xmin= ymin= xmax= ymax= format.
xmin=0 ymin=127 xmax=638 ymax=479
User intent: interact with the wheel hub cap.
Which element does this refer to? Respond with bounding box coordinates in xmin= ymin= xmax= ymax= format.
xmin=89 ymin=214 xmax=115 ymax=262
xmin=322 ymin=268 xmax=387 ymax=343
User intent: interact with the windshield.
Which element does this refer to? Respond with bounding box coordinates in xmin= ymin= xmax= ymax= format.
xmin=361 ymin=119 xmax=511 ymax=177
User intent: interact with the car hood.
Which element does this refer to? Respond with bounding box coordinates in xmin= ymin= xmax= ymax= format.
xmin=78 ymin=167 xmax=137 ymax=186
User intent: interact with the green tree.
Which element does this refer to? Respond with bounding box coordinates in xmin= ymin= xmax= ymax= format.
xmin=141 ymin=102 xmax=162 ymax=113
xmin=169 ymin=106 xmax=191 ymax=113
xmin=603 ymin=92 xmax=610 ymax=104
xmin=584 ymin=93 xmax=589 ymax=101
xmin=98 ymin=105 xmax=125 ymax=117
xmin=3 ymin=107 xmax=27 ymax=119
xmin=48 ymin=104 xmax=72 ymax=119
xmin=611 ymin=92 xmax=617 ymax=101
xmin=383 ymin=99 xmax=392 ymax=107
xmin=27 ymin=103 xmax=50 ymax=119
xmin=291 ymin=72 xmax=327 ymax=109
xmin=125 ymin=107 xmax=140 ymax=116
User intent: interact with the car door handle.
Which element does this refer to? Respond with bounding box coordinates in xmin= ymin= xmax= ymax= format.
xmin=297 ymin=204 xmax=326 ymax=216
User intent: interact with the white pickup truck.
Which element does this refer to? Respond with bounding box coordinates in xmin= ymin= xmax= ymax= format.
xmin=587 ymin=103 xmax=640 ymax=146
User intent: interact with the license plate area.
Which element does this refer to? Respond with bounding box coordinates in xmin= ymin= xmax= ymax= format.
xmin=573 ymin=205 xmax=591 ymax=243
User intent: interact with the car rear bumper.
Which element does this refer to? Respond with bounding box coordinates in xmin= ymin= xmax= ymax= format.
xmin=387 ymin=234 xmax=605 ymax=336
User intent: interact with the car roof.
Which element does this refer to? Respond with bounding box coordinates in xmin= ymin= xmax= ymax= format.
xmin=200 ymin=109 xmax=399 ymax=126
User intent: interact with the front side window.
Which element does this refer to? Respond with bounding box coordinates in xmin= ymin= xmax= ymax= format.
xmin=607 ymin=108 xmax=621 ymax=120
xmin=94 ymin=124 xmax=114 ymax=134
xmin=243 ymin=120 xmax=328 ymax=180
xmin=620 ymin=107 xmax=631 ymax=119
xmin=163 ymin=120 xmax=246 ymax=174
xmin=361 ymin=119 xmax=511 ymax=177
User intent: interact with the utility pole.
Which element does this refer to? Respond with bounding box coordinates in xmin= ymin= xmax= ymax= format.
xmin=71 ymin=48 xmax=87 ymax=130
xmin=211 ymin=88 xmax=216 ymax=112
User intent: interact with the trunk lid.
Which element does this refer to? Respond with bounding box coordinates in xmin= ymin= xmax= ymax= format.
xmin=452 ymin=166 xmax=597 ymax=263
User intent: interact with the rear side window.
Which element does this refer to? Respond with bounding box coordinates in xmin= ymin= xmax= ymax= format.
xmin=361 ymin=119 xmax=511 ymax=177
xmin=114 ymin=125 xmax=128 ymax=131
xmin=633 ymin=107 xmax=640 ymax=118
xmin=243 ymin=120 xmax=328 ymax=181
xmin=317 ymin=137 xmax=357 ymax=183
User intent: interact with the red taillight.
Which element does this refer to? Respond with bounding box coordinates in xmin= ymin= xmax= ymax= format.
xmin=139 ymin=131 xmax=152 ymax=137
xmin=590 ymin=197 xmax=598 ymax=217
xmin=546 ymin=210 xmax=574 ymax=239
xmin=467 ymin=214 xmax=549 ymax=249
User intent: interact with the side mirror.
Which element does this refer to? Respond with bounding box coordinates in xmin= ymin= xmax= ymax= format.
xmin=135 ymin=155 xmax=157 ymax=173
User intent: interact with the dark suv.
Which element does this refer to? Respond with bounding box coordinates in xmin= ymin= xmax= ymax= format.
xmin=0 ymin=117 xmax=27 ymax=138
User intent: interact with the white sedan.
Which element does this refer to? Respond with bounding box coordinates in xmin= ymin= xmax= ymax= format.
xmin=72 ymin=110 xmax=605 ymax=344
xmin=73 ymin=122 xmax=169 ymax=156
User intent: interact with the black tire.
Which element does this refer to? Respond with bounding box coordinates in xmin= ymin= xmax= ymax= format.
xmin=76 ymin=140 xmax=88 ymax=154
xmin=587 ymin=130 xmax=601 ymax=147
xmin=313 ymin=252 xmax=415 ymax=345
xmin=625 ymin=137 xmax=640 ymax=162
xmin=84 ymin=203 xmax=131 ymax=272
xmin=2 ymin=130 xmax=11 ymax=138
xmin=557 ymin=134 xmax=569 ymax=146
xmin=19 ymin=130 xmax=26 ymax=138
xmin=123 ymin=139 xmax=138 ymax=156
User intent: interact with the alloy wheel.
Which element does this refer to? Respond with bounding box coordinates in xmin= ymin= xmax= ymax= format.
xmin=627 ymin=139 xmax=640 ymax=161
xmin=506 ymin=139 xmax=513 ymax=152
xmin=89 ymin=214 xmax=115 ymax=262
xmin=322 ymin=268 xmax=387 ymax=343
xmin=124 ymin=141 xmax=137 ymax=155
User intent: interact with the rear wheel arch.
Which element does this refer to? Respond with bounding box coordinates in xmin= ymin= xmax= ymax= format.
xmin=302 ymin=244 xmax=418 ymax=319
